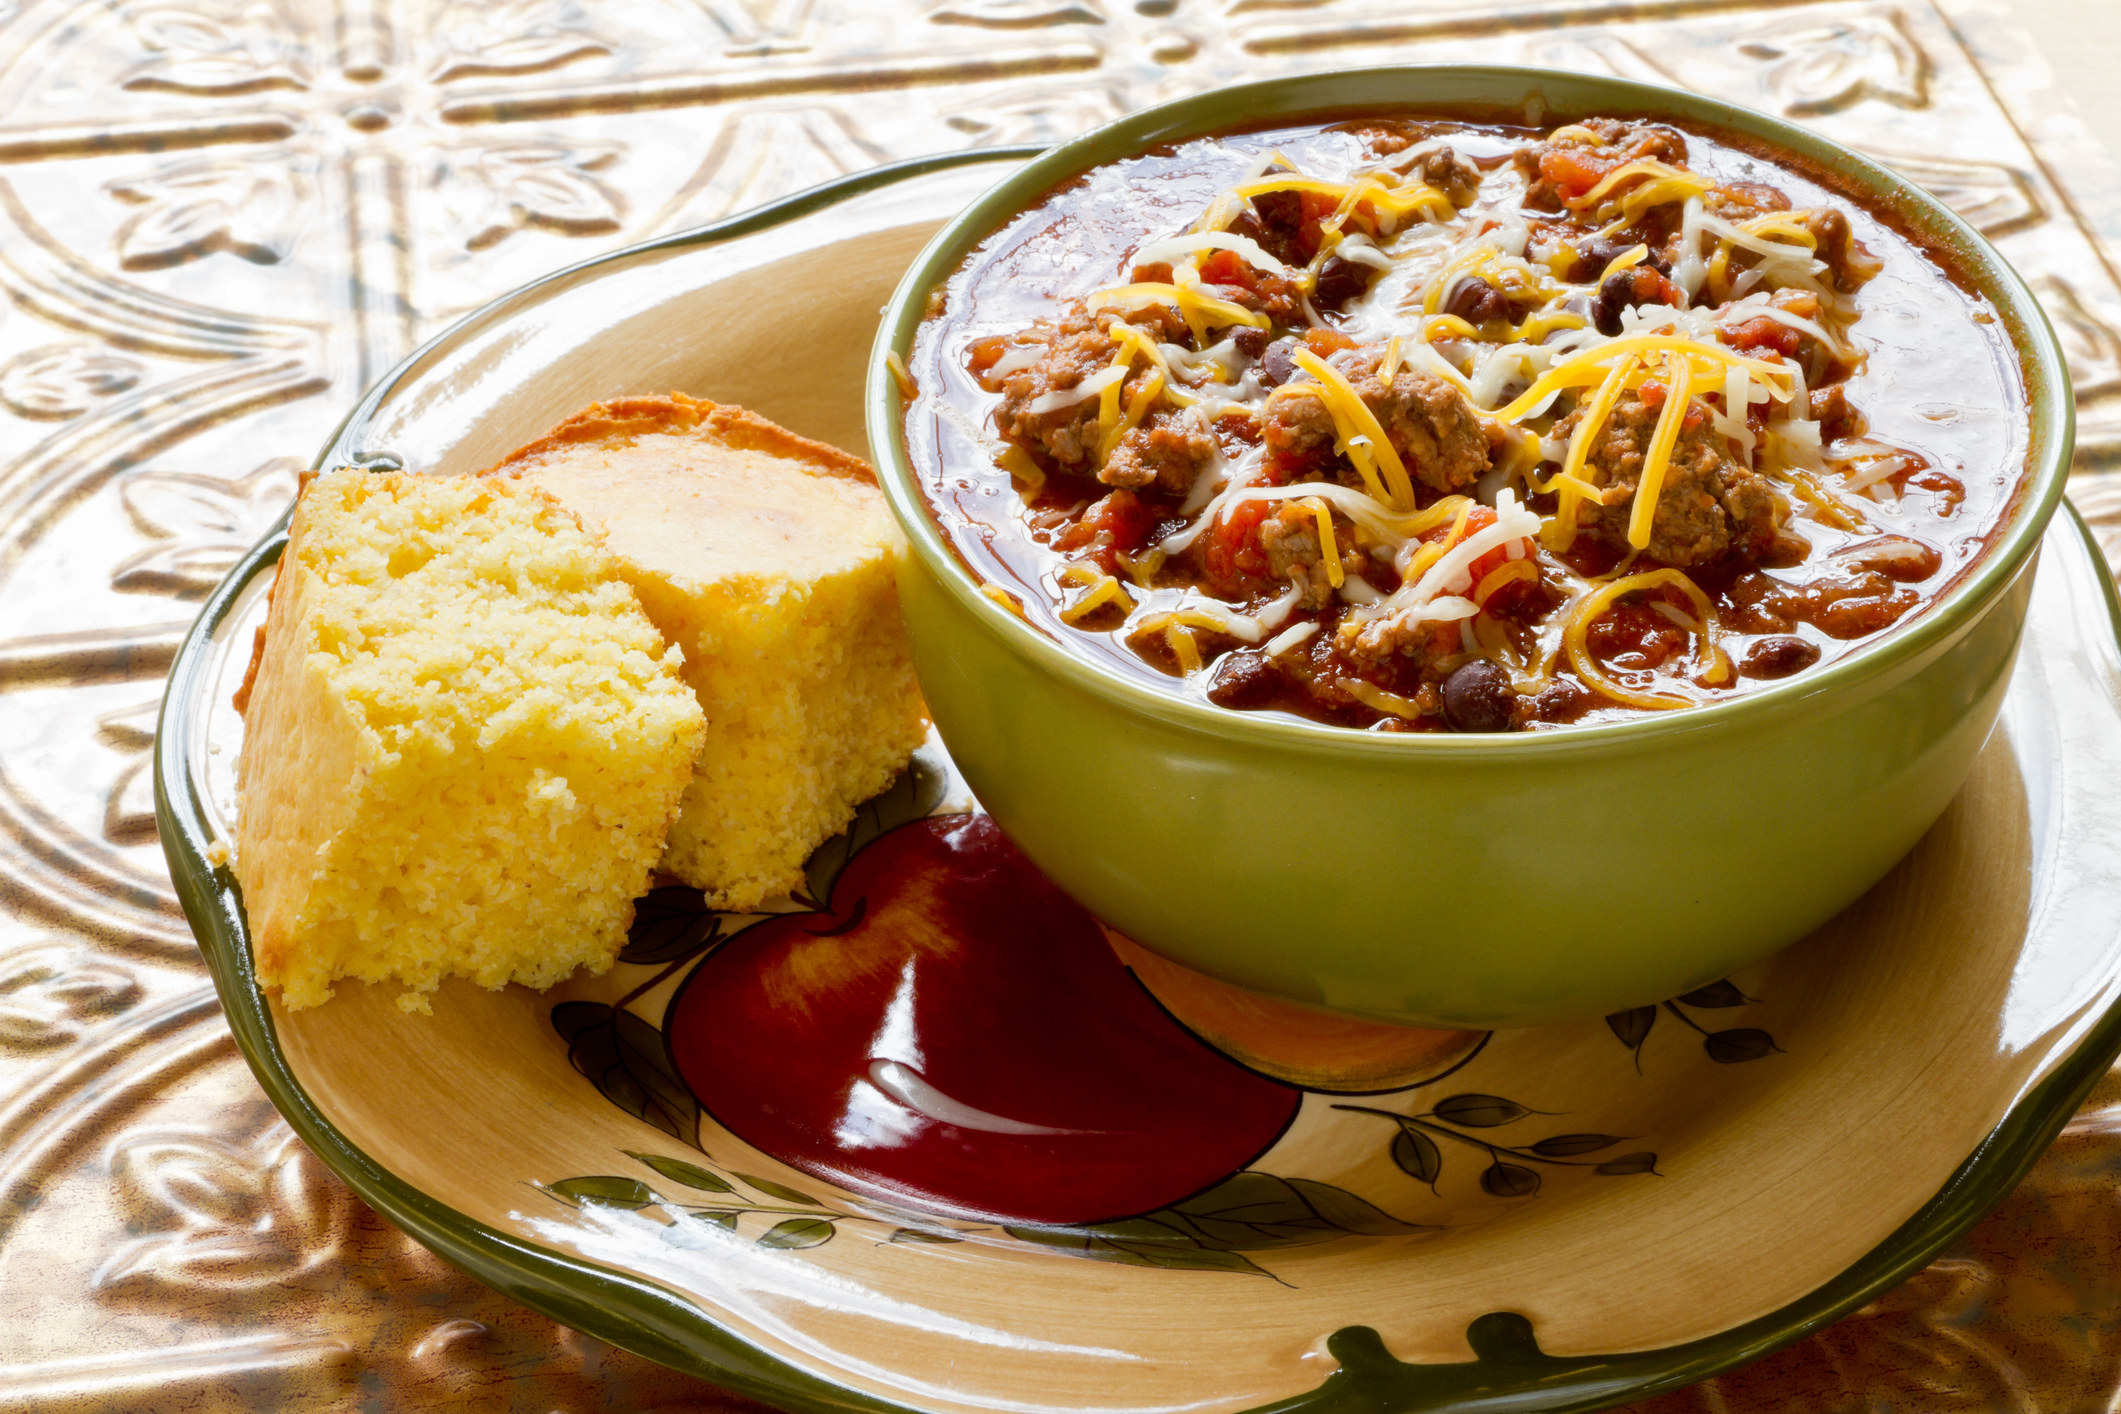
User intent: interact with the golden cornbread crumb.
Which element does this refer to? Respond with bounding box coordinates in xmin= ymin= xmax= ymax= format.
xmin=233 ymin=470 xmax=705 ymax=1009
xmin=488 ymin=394 xmax=927 ymax=910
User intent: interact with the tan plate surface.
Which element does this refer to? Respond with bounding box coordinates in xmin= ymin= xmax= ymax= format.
xmin=164 ymin=175 xmax=2121 ymax=1412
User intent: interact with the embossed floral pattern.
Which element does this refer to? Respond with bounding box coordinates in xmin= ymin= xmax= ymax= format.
xmin=429 ymin=0 xmax=611 ymax=81
xmin=1739 ymin=13 xmax=1931 ymax=115
xmin=95 ymin=1124 xmax=348 ymax=1292
xmin=122 ymin=0 xmax=309 ymax=95
xmin=112 ymin=458 xmax=302 ymax=597
xmin=107 ymin=157 xmax=315 ymax=270
xmin=442 ymin=140 xmax=626 ymax=250
xmin=0 ymin=942 xmax=139 ymax=1049
xmin=0 ymin=344 xmax=145 ymax=419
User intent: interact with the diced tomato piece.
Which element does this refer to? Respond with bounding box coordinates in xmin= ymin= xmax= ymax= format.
xmin=1056 ymin=490 xmax=1155 ymax=575
xmin=1129 ymin=261 xmax=1175 ymax=285
xmin=1198 ymin=249 xmax=1252 ymax=288
xmin=1203 ymin=499 xmax=1273 ymax=590
xmin=1638 ymin=379 xmax=1667 ymax=411
xmin=1420 ymin=505 xmax=1537 ymax=608
xmin=966 ymin=335 xmax=1011 ymax=381
xmin=1295 ymin=191 xmax=1340 ymax=260
xmin=1539 ymin=148 xmax=1617 ymax=203
xmin=1718 ymin=318 xmax=1802 ymax=358
xmin=1303 ymin=327 xmax=1356 ymax=357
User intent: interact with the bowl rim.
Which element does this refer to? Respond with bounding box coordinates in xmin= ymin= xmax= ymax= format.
xmin=865 ymin=63 xmax=2077 ymax=758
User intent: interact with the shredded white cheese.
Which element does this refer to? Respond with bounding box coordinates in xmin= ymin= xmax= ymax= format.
xmin=1026 ymin=365 xmax=1126 ymax=414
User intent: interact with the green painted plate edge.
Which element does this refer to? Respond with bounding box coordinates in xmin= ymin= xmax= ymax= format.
xmin=152 ymin=147 xmax=2121 ymax=1414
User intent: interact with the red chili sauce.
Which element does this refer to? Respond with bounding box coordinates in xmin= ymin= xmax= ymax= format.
xmin=903 ymin=113 xmax=2030 ymax=732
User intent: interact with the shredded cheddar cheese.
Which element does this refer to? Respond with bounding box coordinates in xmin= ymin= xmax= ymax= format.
xmin=1473 ymin=558 xmax=1537 ymax=604
xmin=1627 ymin=352 xmax=1695 ymax=551
xmin=1090 ymin=282 xmax=1269 ymax=334
xmin=1562 ymin=568 xmax=1721 ymax=711
xmin=1288 ymin=348 xmax=1417 ymax=510
xmin=1308 ymin=498 xmax=1345 ymax=588
xmin=1545 ymin=352 xmax=1638 ymax=552
xmin=1342 ymin=679 xmax=1427 ymax=719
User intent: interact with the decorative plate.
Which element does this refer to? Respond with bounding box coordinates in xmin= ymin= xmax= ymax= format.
xmin=157 ymin=151 xmax=2121 ymax=1414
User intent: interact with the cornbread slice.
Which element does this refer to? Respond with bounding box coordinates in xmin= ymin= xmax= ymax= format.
xmin=486 ymin=394 xmax=927 ymax=910
xmin=233 ymin=470 xmax=705 ymax=1011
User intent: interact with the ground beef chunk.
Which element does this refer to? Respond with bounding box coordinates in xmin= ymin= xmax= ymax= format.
xmin=1356 ymin=129 xmax=1483 ymax=205
xmin=1407 ymin=145 xmax=1481 ymax=206
xmin=1555 ymin=390 xmax=1785 ymax=566
xmin=1515 ymin=120 xmax=1691 ymax=209
xmin=1100 ymin=405 xmax=1218 ymax=496
xmin=991 ymin=302 xmax=1176 ymax=472
xmin=1261 ymin=350 xmax=1492 ymax=494
xmin=1808 ymin=383 xmax=1865 ymax=442
xmin=1341 ymin=606 xmax=1457 ymax=673
xmin=1703 ymin=182 xmax=1791 ymax=220
xmin=1258 ymin=503 xmax=1364 ymax=610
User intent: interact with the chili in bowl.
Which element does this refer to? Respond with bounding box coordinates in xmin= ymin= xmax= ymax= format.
xmin=868 ymin=67 xmax=2071 ymax=1029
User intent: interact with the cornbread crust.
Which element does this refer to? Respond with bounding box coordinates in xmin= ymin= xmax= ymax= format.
xmin=234 ymin=471 xmax=704 ymax=1010
xmin=486 ymin=393 xmax=928 ymax=911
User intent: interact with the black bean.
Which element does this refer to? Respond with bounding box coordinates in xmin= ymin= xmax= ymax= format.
xmin=1442 ymin=659 xmax=1514 ymax=733
xmin=1259 ymin=338 xmax=1300 ymax=388
xmin=1740 ymin=636 xmax=1821 ymax=680
xmin=1251 ymin=188 xmax=1302 ymax=237
xmin=1231 ymin=326 xmax=1267 ymax=361
xmin=1442 ymin=277 xmax=1509 ymax=325
xmin=1206 ymin=651 xmax=1283 ymax=709
xmin=1311 ymin=255 xmax=1374 ymax=312
xmin=1590 ymin=267 xmax=1670 ymax=336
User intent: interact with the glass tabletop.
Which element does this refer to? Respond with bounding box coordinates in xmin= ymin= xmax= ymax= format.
xmin=0 ymin=0 xmax=2117 ymax=1406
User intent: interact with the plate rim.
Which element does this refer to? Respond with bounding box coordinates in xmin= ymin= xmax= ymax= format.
xmin=153 ymin=150 xmax=2121 ymax=1414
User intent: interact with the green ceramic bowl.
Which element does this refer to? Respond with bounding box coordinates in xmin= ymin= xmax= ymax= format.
xmin=865 ymin=66 xmax=2075 ymax=1031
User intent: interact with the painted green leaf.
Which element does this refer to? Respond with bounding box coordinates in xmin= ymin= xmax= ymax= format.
xmin=1030 ymin=1172 xmax=1434 ymax=1265
xmin=684 ymin=1208 xmax=744 ymax=1232
xmin=626 ymin=1151 xmax=733 ymax=1193
xmin=1004 ymin=1224 xmax=1270 ymax=1277
xmin=1479 ymin=1161 xmax=1541 ymax=1199
xmin=620 ymin=886 xmax=722 ymax=965
xmin=1529 ymin=1133 xmax=1623 ymax=1158
xmin=1595 ymin=1151 xmax=1662 ymax=1176
xmin=1704 ymin=1028 xmax=1780 ymax=1063
xmin=1606 ymin=1005 xmax=1656 ymax=1052
xmin=888 ymin=1228 xmax=964 ymax=1244
xmin=546 ymin=1176 xmax=656 ymax=1209
xmin=1102 ymin=1241 xmax=1270 ymax=1276
xmin=758 ymin=1218 xmax=836 ymax=1250
xmin=803 ymin=749 xmax=950 ymax=907
xmin=736 ymin=1173 xmax=824 ymax=1206
xmin=1284 ymin=1177 xmax=1432 ymax=1236
xmin=1431 ymin=1093 xmax=1530 ymax=1128
xmin=551 ymin=1001 xmax=700 ymax=1142
xmin=1391 ymin=1127 xmax=1442 ymax=1188
xmin=1676 ymin=979 xmax=1753 ymax=1009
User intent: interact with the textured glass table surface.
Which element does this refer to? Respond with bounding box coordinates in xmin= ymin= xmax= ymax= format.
xmin=1 ymin=0 xmax=2119 ymax=1407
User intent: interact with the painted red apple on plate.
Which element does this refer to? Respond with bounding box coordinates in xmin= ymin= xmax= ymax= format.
xmin=664 ymin=813 xmax=1302 ymax=1226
